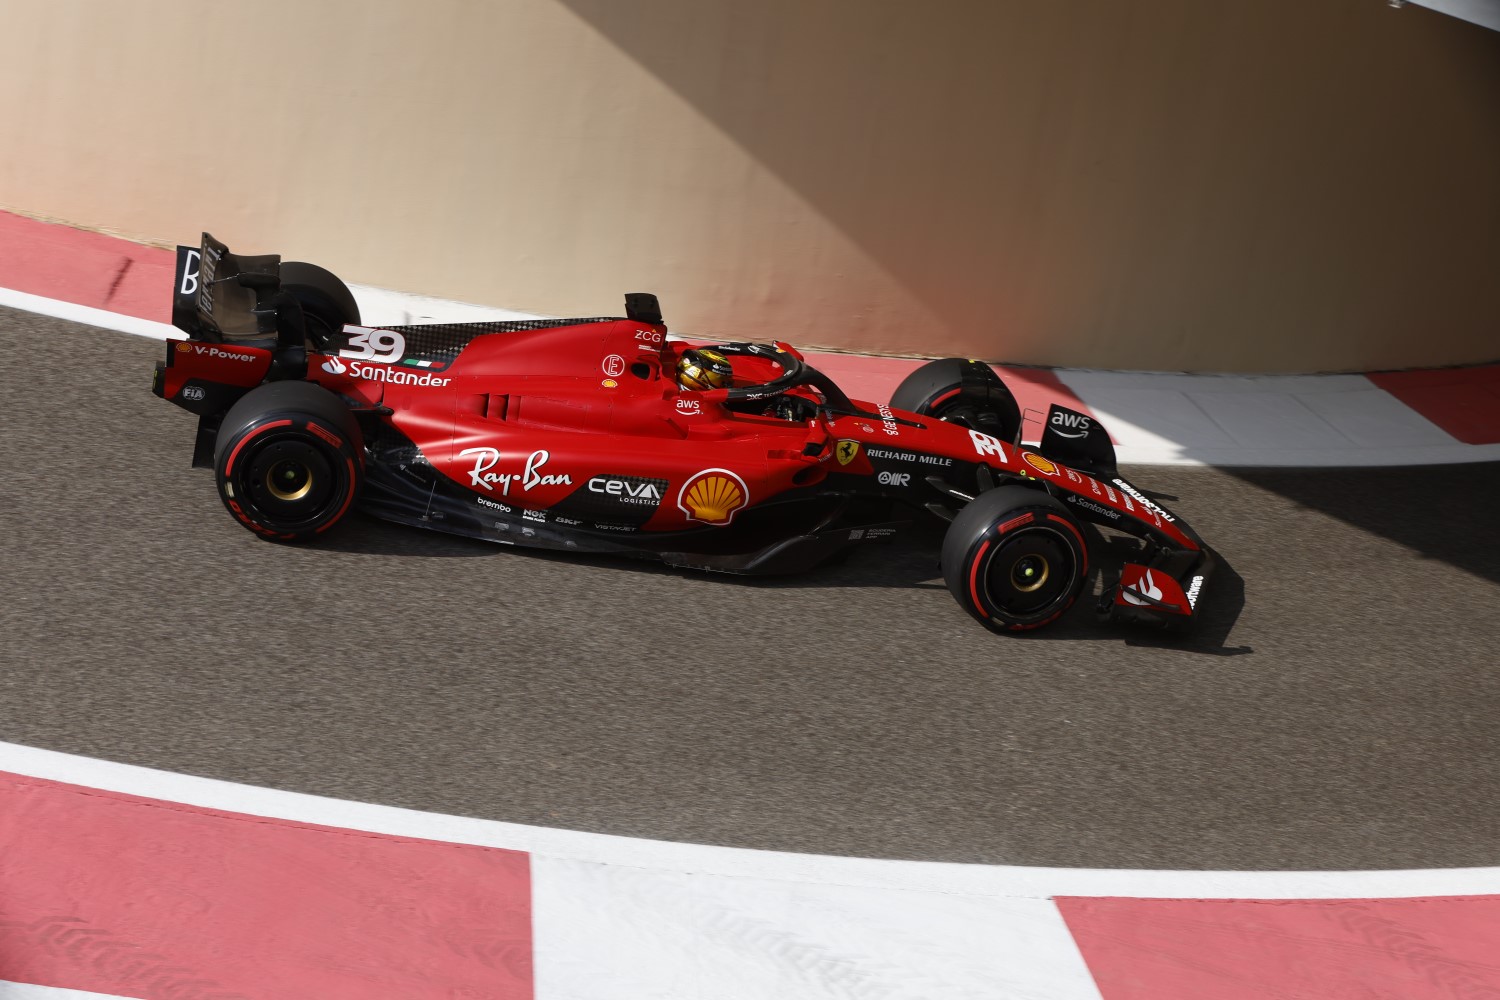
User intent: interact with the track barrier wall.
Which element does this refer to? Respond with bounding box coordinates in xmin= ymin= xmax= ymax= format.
xmin=1 ymin=0 xmax=1497 ymax=372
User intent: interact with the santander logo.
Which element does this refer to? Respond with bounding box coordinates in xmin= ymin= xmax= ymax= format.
xmin=321 ymin=358 xmax=347 ymax=375
xmin=1122 ymin=569 xmax=1164 ymax=606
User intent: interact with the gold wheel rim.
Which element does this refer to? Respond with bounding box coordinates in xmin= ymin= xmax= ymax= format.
xmin=266 ymin=463 xmax=314 ymax=502
xmin=1011 ymin=555 xmax=1050 ymax=593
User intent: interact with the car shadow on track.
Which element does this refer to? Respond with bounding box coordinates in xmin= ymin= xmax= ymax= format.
xmin=318 ymin=510 xmax=1248 ymax=653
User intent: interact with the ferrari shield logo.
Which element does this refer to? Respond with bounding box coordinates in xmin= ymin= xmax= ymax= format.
xmin=835 ymin=440 xmax=860 ymax=465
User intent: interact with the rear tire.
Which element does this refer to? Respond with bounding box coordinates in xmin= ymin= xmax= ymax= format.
xmin=890 ymin=357 xmax=1021 ymax=444
xmin=281 ymin=261 xmax=360 ymax=350
xmin=942 ymin=486 xmax=1089 ymax=633
xmin=214 ymin=381 xmax=364 ymax=542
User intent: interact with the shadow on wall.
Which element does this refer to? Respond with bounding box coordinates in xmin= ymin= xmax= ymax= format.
xmin=558 ymin=0 xmax=1500 ymax=371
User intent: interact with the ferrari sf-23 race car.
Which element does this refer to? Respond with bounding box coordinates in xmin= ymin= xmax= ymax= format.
xmin=151 ymin=233 xmax=1216 ymax=634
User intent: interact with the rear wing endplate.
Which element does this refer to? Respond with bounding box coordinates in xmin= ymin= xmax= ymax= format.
xmin=171 ymin=233 xmax=281 ymax=341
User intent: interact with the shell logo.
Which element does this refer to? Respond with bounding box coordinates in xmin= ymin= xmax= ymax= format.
xmin=1022 ymin=451 xmax=1059 ymax=476
xmin=677 ymin=468 xmax=749 ymax=525
xmin=175 ymin=341 xmax=193 ymax=353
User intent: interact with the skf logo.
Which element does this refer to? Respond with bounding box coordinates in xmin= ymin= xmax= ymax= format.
xmin=321 ymin=358 xmax=347 ymax=375
xmin=835 ymin=440 xmax=859 ymax=465
xmin=1049 ymin=410 xmax=1093 ymax=439
xmin=877 ymin=471 xmax=910 ymax=487
xmin=1022 ymin=452 xmax=1059 ymax=477
xmin=678 ymin=469 xmax=748 ymax=525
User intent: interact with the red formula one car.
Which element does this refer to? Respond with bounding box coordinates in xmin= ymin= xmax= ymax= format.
xmin=151 ymin=234 xmax=1215 ymax=634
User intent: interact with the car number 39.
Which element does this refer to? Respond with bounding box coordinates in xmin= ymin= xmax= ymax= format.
xmin=339 ymin=327 xmax=407 ymax=363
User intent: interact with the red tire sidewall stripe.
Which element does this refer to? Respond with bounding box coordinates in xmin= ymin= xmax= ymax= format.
xmin=976 ymin=508 xmax=1089 ymax=627
xmin=1044 ymin=512 xmax=1089 ymax=576
xmin=224 ymin=419 xmax=294 ymax=477
xmin=929 ymin=388 xmax=962 ymax=411
xmin=968 ymin=538 xmax=992 ymax=612
xmin=316 ymin=455 xmax=359 ymax=533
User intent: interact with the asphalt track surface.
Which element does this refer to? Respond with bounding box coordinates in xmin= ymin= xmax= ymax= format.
xmin=3 ymin=307 xmax=1500 ymax=871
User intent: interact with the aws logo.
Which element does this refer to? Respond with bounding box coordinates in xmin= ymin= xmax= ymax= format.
xmin=1049 ymin=410 xmax=1093 ymax=440
xmin=678 ymin=469 xmax=748 ymax=525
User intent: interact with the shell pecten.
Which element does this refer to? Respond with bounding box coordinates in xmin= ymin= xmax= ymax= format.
xmin=678 ymin=470 xmax=748 ymax=525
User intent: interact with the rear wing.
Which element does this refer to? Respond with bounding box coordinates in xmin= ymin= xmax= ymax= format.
xmin=171 ymin=233 xmax=281 ymax=341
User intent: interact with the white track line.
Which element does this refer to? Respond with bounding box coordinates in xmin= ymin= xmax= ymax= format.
xmin=0 ymin=982 xmax=138 ymax=1000
xmin=5 ymin=741 xmax=1500 ymax=902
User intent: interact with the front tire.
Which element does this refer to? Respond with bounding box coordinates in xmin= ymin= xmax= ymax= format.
xmin=942 ymin=486 xmax=1089 ymax=633
xmin=214 ymin=381 xmax=364 ymax=542
xmin=890 ymin=357 xmax=1021 ymax=444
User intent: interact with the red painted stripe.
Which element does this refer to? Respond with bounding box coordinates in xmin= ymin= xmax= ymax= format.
xmin=0 ymin=771 xmax=533 ymax=1000
xmin=0 ymin=211 xmax=174 ymax=321
xmin=1368 ymin=365 xmax=1500 ymax=445
xmin=1056 ymin=894 xmax=1500 ymax=1000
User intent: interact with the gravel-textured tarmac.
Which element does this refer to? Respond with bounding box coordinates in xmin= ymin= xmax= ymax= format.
xmin=3 ymin=307 xmax=1499 ymax=870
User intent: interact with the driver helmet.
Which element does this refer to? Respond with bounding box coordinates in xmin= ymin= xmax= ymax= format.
xmin=676 ymin=348 xmax=734 ymax=391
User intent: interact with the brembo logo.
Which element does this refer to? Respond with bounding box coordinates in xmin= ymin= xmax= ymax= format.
xmin=1049 ymin=410 xmax=1093 ymax=439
